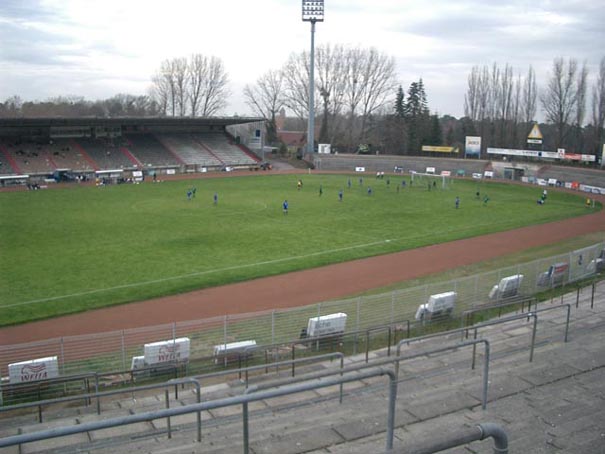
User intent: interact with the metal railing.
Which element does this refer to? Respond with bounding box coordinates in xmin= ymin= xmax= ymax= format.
xmin=2 ymin=244 xmax=602 ymax=380
xmin=196 ymin=351 xmax=345 ymax=400
xmin=0 ymin=291 xmax=590 ymax=452
xmin=0 ymin=367 xmax=400 ymax=453
xmin=0 ymin=279 xmax=600 ymax=453
xmin=398 ymin=312 xmax=538 ymax=365
xmin=385 ymin=422 xmax=508 ymax=454
xmin=0 ymin=376 xmax=199 ymax=425
xmin=460 ymin=296 xmax=537 ymax=330
xmin=0 ymin=338 xmax=493 ymax=453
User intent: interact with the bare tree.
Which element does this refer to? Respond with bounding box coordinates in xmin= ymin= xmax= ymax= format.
xmin=356 ymin=48 xmax=398 ymax=143
xmin=510 ymin=74 xmax=523 ymax=147
xmin=315 ymin=44 xmax=347 ymax=144
xmin=464 ymin=66 xmax=482 ymax=121
xmin=155 ymin=59 xmax=178 ymax=116
xmin=575 ymin=62 xmax=589 ymax=127
xmin=522 ymin=65 xmax=538 ymax=123
xmin=282 ymin=51 xmax=311 ymax=121
xmin=592 ymin=56 xmax=605 ymax=155
xmin=171 ymin=57 xmax=188 ymax=117
xmin=571 ymin=61 xmax=589 ymax=151
xmin=491 ymin=63 xmax=515 ymax=146
xmin=243 ymin=69 xmax=286 ymax=144
xmin=478 ymin=66 xmax=492 ymax=123
xmin=497 ymin=64 xmax=514 ymax=121
xmin=343 ymin=47 xmax=366 ymax=151
xmin=151 ymin=55 xmax=229 ymax=117
xmin=188 ymin=54 xmax=207 ymax=117
xmin=0 ymin=96 xmax=23 ymax=117
xmin=463 ymin=64 xmax=492 ymax=152
xmin=541 ymin=57 xmax=580 ymax=148
xmin=150 ymin=71 xmax=170 ymax=116
xmin=281 ymin=45 xmax=397 ymax=151
xmin=197 ymin=56 xmax=230 ymax=116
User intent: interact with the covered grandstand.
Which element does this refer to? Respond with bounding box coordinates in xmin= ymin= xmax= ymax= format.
xmin=0 ymin=117 xmax=264 ymax=183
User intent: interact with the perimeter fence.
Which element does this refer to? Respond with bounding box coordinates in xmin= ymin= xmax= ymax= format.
xmin=1 ymin=241 xmax=603 ymax=388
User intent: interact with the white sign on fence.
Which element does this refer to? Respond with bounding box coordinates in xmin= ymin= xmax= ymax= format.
xmin=9 ymin=356 xmax=59 ymax=383
xmin=144 ymin=338 xmax=190 ymax=365
xmin=306 ymin=313 xmax=347 ymax=337
xmin=318 ymin=144 xmax=331 ymax=154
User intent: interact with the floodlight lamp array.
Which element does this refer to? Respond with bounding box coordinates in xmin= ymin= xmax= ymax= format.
xmin=302 ymin=0 xmax=324 ymax=22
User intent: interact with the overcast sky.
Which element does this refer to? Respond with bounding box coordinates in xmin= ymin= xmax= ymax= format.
xmin=1 ymin=0 xmax=604 ymax=119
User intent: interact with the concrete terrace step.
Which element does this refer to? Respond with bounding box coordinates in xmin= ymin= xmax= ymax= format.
xmin=1 ymin=284 xmax=604 ymax=454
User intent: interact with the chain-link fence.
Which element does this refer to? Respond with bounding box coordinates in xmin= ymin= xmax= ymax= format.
xmin=2 ymin=242 xmax=603 ymax=381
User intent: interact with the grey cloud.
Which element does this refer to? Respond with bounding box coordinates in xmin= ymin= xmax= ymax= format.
xmin=0 ymin=24 xmax=137 ymax=70
xmin=0 ymin=0 xmax=60 ymax=22
xmin=0 ymin=21 xmax=80 ymax=66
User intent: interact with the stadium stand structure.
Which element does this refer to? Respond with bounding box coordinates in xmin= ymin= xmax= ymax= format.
xmin=314 ymin=154 xmax=489 ymax=176
xmin=193 ymin=132 xmax=259 ymax=167
xmin=123 ymin=133 xmax=183 ymax=168
xmin=1 ymin=281 xmax=603 ymax=453
xmin=37 ymin=139 xmax=96 ymax=173
xmin=156 ymin=133 xmax=223 ymax=168
xmin=0 ymin=140 xmax=55 ymax=175
xmin=74 ymin=137 xmax=135 ymax=170
xmin=538 ymin=164 xmax=605 ymax=187
xmin=0 ymin=143 xmax=19 ymax=175
xmin=0 ymin=117 xmax=263 ymax=180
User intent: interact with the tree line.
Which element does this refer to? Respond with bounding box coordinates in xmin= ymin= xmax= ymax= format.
xmin=462 ymin=57 xmax=605 ymax=156
xmin=1 ymin=48 xmax=604 ymax=158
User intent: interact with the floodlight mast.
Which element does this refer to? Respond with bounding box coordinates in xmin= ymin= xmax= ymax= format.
xmin=302 ymin=0 xmax=324 ymax=156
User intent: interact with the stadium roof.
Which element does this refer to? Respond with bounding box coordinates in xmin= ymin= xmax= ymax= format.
xmin=0 ymin=116 xmax=264 ymax=129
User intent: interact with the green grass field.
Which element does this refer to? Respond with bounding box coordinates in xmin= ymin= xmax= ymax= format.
xmin=0 ymin=173 xmax=596 ymax=326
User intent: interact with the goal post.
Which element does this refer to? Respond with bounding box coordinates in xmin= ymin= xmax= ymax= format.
xmin=410 ymin=172 xmax=451 ymax=189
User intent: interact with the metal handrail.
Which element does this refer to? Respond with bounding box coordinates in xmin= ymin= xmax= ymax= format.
xmin=384 ymin=422 xmax=508 ymax=454
xmin=0 ymin=377 xmax=200 ymax=425
xmin=395 ymin=312 xmax=539 ymax=365
xmin=0 ymin=339 xmax=492 ymax=452
xmin=247 ymin=339 xmax=491 ymax=410
xmin=0 ymin=368 xmax=399 ymax=454
xmin=195 ymin=351 xmax=345 ymax=391
xmin=0 ymin=371 xmax=98 ymax=422
xmin=460 ymin=296 xmax=538 ymax=331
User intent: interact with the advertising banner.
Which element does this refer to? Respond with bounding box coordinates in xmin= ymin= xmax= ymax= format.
xmin=318 ymin=144 xmax=331 ymax=154
xmin=487 ymin=148 xmax=558 ymax=159
xmin=465 ymin=136 xmax=481 ymax=157
xmin=9 ymin=356 xmax=59 ymax=383
xmin=422 ymin=145 xmax=459 ymax=153
xmin=144 ymin=338 xmax=190 ymax=365
xmin=564 ymin=153 xmax=596 ymax=162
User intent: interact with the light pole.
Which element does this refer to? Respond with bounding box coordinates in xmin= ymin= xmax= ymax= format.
xmin=302 ymin=0 xmax=324 ymax=156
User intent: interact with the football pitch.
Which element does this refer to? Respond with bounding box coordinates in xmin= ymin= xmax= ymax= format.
xmin=0 ymin=173 xmax=594 ymax=326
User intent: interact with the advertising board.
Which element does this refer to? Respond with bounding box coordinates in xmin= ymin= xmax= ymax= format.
xmin=9 ymin=356 xmax=59 ymax=383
